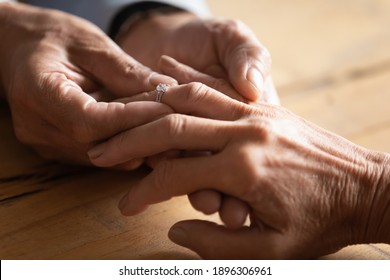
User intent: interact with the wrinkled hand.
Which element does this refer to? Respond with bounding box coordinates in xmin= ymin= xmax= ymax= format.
xmin=116 ymin=10 xmax=280 ymax=217
xmin=116 ymin=10 xmax=279 ymax=213
xmin=89 ymin=82 xmax=390 ymax=259
xmin=0 ymin=3 xmax=175 ymax=166
xmin=117 ymin=11 xmax=279 ymax=104
xmin=97 ymin=72 xmax=255 ymax=225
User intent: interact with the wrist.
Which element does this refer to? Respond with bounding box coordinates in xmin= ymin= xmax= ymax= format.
xmin=368 ymin=152 xmax=390 ymax=243
xmin=116 ymin=9 xmax=196 ymax=69
xmin=354 ymin=150 xmax=390 ymax=244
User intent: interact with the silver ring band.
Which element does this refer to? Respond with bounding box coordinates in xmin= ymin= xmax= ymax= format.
xmin=156 ymin=83 xmax=169 ymax=103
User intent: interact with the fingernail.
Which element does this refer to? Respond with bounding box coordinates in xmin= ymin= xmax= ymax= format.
xmin=118 ymin=194 xmax=128 ymax=211
xmin=246 ymin=67 xmax=264 ymax=97
xmin=150 ymin=73 xmax=177 ymax=86
xmin=87 ymin=143 xmax=106 ymax=160
xmin=160 ymin=55 xmax=179 ymax=69
xmin=168 ymin=226 xmax=188 ymax=245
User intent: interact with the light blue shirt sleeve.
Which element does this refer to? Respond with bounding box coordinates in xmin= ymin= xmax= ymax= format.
xmin=22 ymin=0 xmax=210 ymax=33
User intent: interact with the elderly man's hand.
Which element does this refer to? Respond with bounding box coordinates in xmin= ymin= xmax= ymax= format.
xmin=89 ymin=83 xmax=390 ymax=259
xmin=0 ymin=3 xmax=175 ymax=166
xmin=117 ymin=10 xmax=279 ymax=104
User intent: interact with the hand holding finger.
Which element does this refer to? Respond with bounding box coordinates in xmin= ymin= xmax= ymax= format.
xmin=87 ymin=82 xmax=268 ymax=167
xmin=109 ymin=83 xmax=254 ymax=121
xmin=1 ymin=3 xmax=178 ymax=165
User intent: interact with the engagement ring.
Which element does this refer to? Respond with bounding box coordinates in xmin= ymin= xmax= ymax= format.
xmin=155 ymin=83 xmax=169 ymax=103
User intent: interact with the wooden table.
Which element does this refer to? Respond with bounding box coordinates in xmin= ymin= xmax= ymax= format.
xmin=1 ymin=0 xmax=390 ymax=259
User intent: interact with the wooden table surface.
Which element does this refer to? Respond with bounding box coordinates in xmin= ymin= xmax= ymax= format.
xmin=1 ymin=0 xmax=390 ymax=259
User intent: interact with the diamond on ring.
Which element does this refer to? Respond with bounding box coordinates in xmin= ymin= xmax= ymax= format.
xmin=156 ymin=83 xmax=169 ymax=103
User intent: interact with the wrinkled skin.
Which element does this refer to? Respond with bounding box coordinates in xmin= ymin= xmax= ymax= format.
xmin=116 ymin=11 xmax=280 ymax=218
xmin=89 ymin=82 xmax=390 ymax=259
xmin=0 ymin=3 xmax=175 ymax=166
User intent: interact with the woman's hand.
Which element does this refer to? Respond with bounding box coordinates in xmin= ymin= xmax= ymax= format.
xmin=0 ymin=3 xmax=175 ymax=166
xmin=88 ymin=82 xmax=390 ymax=259
xmin=117 ymin=11 xmax=279 ymax=104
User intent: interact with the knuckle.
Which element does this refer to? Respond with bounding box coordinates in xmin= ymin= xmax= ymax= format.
xmin=41 ymin=74 xmax=94 ymax=144
xmin=228 ymin=19 xmax=246 ymax=30
xmin=122 ymin=59 xmax=154 ymax=82
xmin=123 ymin=61 xmax=138 ymax=77
xmin=233 ymin=146 xmax=262 ymax=196
xmin=160 ymin=114 xmax=187 ymax=142
xmin=222 ymin=18 xmax=246 ymax=31
xmin=186 ymin=81 xmax=204 ymax=95
xmin=210 ymin=19 xmax=246 ymax=37
xmin=225 ymin=120 xmax=274 ymax=197
xmin=103 ymin=51 xmax=141 ymax=80
xmin=247 ymin=118 xmax=273 ymax=140
xmin=183 ymin=82 xmax=211 ymax=104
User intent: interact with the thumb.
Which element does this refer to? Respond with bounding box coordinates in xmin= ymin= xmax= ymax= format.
xmin=226 ymin=45 xmax=271 ymax=103
xmin=72 ymin=40 xmax=177 ymax=97
xmin=212 ymin=20 xmax=271 ymax=101
xmin=168 ymin=220 xmax=262 ymax=259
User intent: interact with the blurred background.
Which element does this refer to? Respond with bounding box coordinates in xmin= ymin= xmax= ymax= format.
xmin=208 ymin=0 xmax=390 ymax=153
